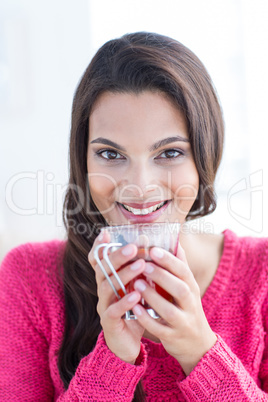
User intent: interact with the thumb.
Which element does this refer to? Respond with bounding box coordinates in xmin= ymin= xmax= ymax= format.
xmin=88 ymin=229 xmax=110 ymax=266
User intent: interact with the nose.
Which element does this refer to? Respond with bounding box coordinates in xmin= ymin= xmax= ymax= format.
xmin=118 ymin=162 xmax=161 ymax=200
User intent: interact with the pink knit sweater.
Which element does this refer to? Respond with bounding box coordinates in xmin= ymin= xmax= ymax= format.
xmin=1 ymin=229 xmax=268 ymax=401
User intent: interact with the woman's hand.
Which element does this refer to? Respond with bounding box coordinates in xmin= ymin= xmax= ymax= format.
xmin=88 ymin=232 xmax=146 ymax=365
xmin=132 ymin=243 xmax=217 ymax=375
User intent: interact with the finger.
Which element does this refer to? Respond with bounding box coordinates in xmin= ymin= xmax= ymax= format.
xmin=88 ymin=230 xmax=110 ymax=266
xmin=149 ymin=247 xmax=195 ymax=288
xmin=88 ymin=229 xmax=139 ymax=282
xmin=96 ymin=259 xmax=146 ymax=316
xmin=132 ymin=302 xmax=172 ymax=339
xmin=142 ymin=264 xmax=194 ymax=311
xmin=97 ymin=258 xmax=146 ymax=308
xmin=134 ymin=277 xmax=192 ymax=317
xmin=103 ymin=291 xmax=142 ymax=323
xmin=94 ymin=243 xmax=138 ymax=283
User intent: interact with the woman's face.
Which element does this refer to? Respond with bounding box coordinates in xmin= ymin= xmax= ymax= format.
xmin=87 ymin=91 xmax=199 ymax=225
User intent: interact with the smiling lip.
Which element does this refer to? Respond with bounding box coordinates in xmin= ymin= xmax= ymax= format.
xmin=117 ymin=200 xmax=171 ymax=223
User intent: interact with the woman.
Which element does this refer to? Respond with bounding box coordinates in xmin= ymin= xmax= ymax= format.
xmin=1 ymin=32 xmax=268 ymax=401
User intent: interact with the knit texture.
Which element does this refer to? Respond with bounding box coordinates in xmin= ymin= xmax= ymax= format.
xmin=1 ymin=230 xmax=268 ymax=401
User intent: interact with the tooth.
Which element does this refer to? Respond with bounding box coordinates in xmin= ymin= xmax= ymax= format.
xmin=142 ymin=208 xmax=150 ymax=215
xmin=122 ymin=201 xmax=165 ymax=215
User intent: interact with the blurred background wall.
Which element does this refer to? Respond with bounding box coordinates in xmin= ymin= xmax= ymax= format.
xmin=1 ymin=0 xmax=268 ymax=262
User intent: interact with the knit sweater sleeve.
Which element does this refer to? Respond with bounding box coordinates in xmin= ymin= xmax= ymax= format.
xmin=57 ymin=332 xmax=146 ymax=401
xmin=0 ymin=244 xmax=146 ymax=401
xmin=178 ymin=333 xmax=268 ymax=401
xmin=177 ymin=234 xmax=268 ymax=402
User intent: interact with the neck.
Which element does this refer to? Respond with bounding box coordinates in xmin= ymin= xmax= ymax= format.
xmin=177 ymin=222 xmax=198 ymax=274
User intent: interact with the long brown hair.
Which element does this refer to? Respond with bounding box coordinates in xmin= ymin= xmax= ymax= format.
xmin=58 ymin=32 xmax=224 ymax=400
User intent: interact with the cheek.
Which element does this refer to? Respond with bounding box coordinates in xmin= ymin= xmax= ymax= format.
xmin=174 ymin=188 xmax=199 ymax=214
xmin=87 ymin=173 xmax=117 ymax=201
xmin=171 ymin=167 xmax=199 ymax=209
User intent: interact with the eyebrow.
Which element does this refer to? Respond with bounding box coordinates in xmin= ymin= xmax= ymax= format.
xmin=90 ymin=136 xmax=189 ymax=152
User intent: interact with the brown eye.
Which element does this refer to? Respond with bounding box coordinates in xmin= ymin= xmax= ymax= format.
xmin=157 ymin=149 xmax=182 ymax=159
xmin=164 ymin=150 xmax=178 ymax=158
xmin=106 ymin=150 xmax=118 ymax=159
xmin=99 ymin=150 xmax=122 ymax=159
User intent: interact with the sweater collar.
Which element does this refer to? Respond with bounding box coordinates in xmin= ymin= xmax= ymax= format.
xmin=201 ymin=229 xmax=238 ymax=321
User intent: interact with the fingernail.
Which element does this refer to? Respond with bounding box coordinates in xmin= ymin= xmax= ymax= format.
xmin=130 ymin=260 xmax=142 ymax=270
xmin=127 ymin=293 xmax=139 ymax=303
xmin=151 ymin=247 xmax=164 ymax=259
xmin=122 ymin=244 xmax=134 ymax=256
xmin=133 ymin=305 xmax=142 ymax=316
xmin=134 ymin=280 xmax=146 ymax=292
xmin=144 ymin=263 xmax=154 ymax=274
